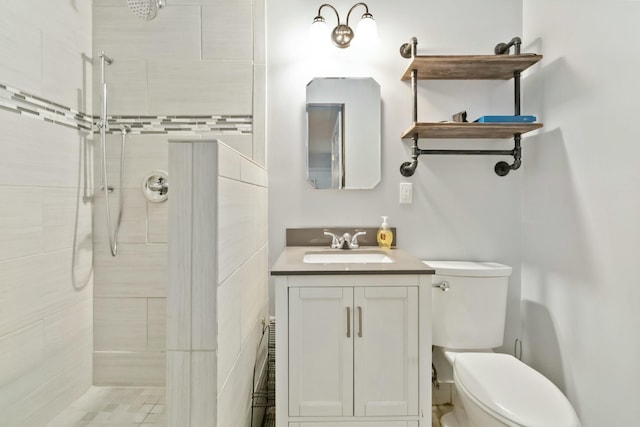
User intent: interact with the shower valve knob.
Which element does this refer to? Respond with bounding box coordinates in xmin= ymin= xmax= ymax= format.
xmin=143 ymin=170 xmax=169 ymax=203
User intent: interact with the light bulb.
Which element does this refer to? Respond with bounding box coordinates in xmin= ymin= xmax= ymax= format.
xmin=353 ymin=14 xmax=378 ymax=48
xmin=309 ymin=18 xmax=330 ymax=51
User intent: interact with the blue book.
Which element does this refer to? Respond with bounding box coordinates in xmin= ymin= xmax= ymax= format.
xmin=474 ymin=115 xmax=536 ymax=123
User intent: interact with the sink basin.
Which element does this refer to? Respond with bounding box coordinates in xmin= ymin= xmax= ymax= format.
xmin=303 ymin=251 xmax=394 ymax=264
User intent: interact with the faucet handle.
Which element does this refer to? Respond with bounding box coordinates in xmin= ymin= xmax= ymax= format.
xmin=350 ymin=231 xmax=367 ymax=249
xmin=323 ymin=231 xmax=341 ymax=249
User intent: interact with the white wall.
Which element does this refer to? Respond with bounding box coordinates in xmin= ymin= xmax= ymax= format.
xmin=522 ymin=1 xmax=640 ymax=425
xmin=0 ymin=1 xmax=94 ymax=426
xmin=268 ymin=0 xmax=526 ymax=351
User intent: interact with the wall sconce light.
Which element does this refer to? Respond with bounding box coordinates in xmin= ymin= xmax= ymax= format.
xmin=310 ymin=3 xmax=378 ymax=49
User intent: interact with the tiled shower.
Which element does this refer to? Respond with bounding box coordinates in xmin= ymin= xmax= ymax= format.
xmin=0 ymin=1 xmax=267 ymax=426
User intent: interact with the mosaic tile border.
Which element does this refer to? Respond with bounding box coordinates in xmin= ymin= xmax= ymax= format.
xmin=0 ymin=83 xmax=253 ymax=135
xmin=105 ymin=114 xmax=252 ymax=135
xmin=0 ymin=83 xmax=93 ymax=132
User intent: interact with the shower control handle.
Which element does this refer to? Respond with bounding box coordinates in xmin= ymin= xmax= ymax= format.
xmin=142 ymin=170 xmax=169 ymax=203
xmin=433 ymin=281 xmax=450 ymax=292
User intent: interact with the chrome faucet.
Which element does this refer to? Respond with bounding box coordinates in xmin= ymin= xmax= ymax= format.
xmin=323 ymin=231 xmax=367 ymax=249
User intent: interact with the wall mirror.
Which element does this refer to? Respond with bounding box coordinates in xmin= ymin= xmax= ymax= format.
xmin=306 ymin=77 xmax=381 ymax=189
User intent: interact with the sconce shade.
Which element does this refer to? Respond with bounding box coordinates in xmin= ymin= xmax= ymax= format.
xmin=354 ymin=13 xmax=377 ymax=46
xmin=310 ymin=17 xmax=330 ymax=48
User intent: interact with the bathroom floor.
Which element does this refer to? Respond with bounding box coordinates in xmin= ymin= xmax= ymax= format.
xmin=45 ymin=387 xmax=165 ymax=427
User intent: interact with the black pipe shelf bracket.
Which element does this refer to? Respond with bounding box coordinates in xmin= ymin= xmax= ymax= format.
xmin=397 ymin=36 xmax=543 ymax=177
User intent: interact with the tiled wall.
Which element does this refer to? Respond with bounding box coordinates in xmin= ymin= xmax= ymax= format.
xmin=92 ymin=0 xmax=266 ymax=387
xmin=167 ymin=140 xmax=268 ymax=426
xmin=0 ymin=2 xmax=94 ymax=426
xmin=216 ymin=145 xmax=269 ymax=427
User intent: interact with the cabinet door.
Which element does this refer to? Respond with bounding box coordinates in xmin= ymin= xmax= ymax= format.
xmin=353 ymin=287 xmax=419 ymax=417
xmin=289 ymin=287 xmax=354 ymax=417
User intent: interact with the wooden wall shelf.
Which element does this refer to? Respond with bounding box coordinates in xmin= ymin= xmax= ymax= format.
xmin=401 ymin=122 xmax=543 ymax=140
xmin=398 ymin=37 xmax=543 ymax=177
xmin=400 ymin=54 xmax=542 ymax=81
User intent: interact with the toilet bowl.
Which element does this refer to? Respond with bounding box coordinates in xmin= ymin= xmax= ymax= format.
xmin=425 ymin=261 xmax=581 ymax=427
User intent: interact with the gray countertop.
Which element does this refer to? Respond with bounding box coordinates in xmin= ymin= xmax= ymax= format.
xmin=271 ymin=246 xmax=435 ymax=276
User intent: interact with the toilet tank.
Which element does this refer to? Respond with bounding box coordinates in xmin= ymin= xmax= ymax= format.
xmin=425 ymin=261 xmax=512 ymax=350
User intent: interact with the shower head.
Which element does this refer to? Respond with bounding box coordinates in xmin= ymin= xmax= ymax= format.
xmin=127 ymin=0 xmax=166 ymax=21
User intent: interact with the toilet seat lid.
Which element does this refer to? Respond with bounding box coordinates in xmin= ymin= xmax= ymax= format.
xmin=422 ymin=260 xmax=512 ymax=277
xmin=454 ymin=353 xmax=581 ymax=427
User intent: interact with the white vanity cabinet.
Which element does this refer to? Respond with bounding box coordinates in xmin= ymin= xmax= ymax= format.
xmin=274 ymin=274 xmax=432 ymax=427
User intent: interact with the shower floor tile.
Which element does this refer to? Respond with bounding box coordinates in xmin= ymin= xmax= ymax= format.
xmin=46 ymin=387 xmax=165 ymax=427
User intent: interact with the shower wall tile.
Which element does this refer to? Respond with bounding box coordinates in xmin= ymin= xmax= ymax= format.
xmin=202 ymin=2 xmax=253 ymax=61
xmin=191 ymin=142 xmax=218 ymax=351
xmin=148 ymin=298 xmax=167 ymax=351
xmin=0 ymin=112 xmax=90 ymax=188
xmin=0 ymin=249 xmax=93 ymax=337
xmin=239 ymin=246 xmax=268 ymax=345
xmin=0 ymin=322 xmax=44 ymax=394
xmin=167 ymin=142 xmax=193 ymax=351
xmin=94 ymin=243 xmax=168 ymax=298
xmin=43 ymin=35 xmax=92 ymax=113
xmin=93 ymin=6 xmax=201 ymax=61
xmin=217 ymin=320 xmax=263 ymax=427
xmin=33 ymin=0 xmax=93 ymax=55
xmin=218 ymin=142 xmax=242 ymax=180
xmin=147 ymin=61 xmax=253 ymax=115
xmin=94 ymin=297 xmax=148 ymax=351
xmin=167 ymin=351 xmax=191 ymax=426
xmin=94 ymin=351 xmax=165 ymax=386
xmin=253 ymin=0 xmax=266 ymax=66
xmin=0 ymin=188 xmax=43 ymax=261
xmin=217 ymin=177 xmax=268 ymax=282
xmin=148 ymin=201 xmax=169 ymax=243
xmin=43 ymin=299 xmax=93 ymax=378
xmin=241 ymin=156 xmax=268 ymax=187
xmin=92 ymin=59 xmax=149 ymax=116
xmin=93 ymin=189 xmax=148 ymax=244
xmin=0 ymin=322 xmax=46 ymax=422
xmin=216 ymin=246 xmax=268 ymax=390
xmin=190 ymin=351 xmax=217 ymax=426
xmin=43 ymin=188 xmax=92 ymax=252
xmin=215 ymin=134 xmax=253 ymax=160
xmin=0 ymin=0 xmax=91 ymax=99
xmin=1 ymin=354 xmax=92 ymax=427
xmin=0 ymin=2 xmax=93 ymax=425
xmin=0 ymin=7 xmax=42 ymax=95
xmin=97 ymin=132 xmax=169 ymax=189
xmin=216 ymin=268 xmax=242 ymax=391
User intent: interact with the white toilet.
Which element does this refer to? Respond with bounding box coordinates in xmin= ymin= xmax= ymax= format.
xmin=425 ymin=261 xmax=581 ymax=427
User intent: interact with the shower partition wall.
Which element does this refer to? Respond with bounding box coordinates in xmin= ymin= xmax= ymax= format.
xmin=167 ymin=139 xmax=269 ymax=427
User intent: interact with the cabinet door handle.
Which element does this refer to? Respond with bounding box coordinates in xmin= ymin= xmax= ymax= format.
xmin=357 ymin=306 xmax=363 ymax=337
xmin=346 ymin=307 xmax=351 ymax=338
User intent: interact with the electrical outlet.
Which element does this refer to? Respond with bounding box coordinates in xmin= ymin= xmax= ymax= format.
xmin=399 ymin=182 xmax=413 ymax=204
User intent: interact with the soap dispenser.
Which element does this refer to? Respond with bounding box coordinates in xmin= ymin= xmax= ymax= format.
xmin=377 ymin=216 xmax=393 ymax=249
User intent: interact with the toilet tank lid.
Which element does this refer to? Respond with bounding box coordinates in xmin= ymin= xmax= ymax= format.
xmin=422 ymin=261 xmax=512 ymax=277
xmin=454 ymin=353 xmax=581 ymax=427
